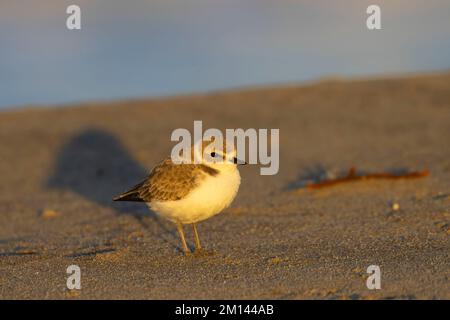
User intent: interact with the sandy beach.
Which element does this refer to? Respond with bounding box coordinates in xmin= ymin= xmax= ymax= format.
xmin=0 ymin=72 xmax=449 ymax=299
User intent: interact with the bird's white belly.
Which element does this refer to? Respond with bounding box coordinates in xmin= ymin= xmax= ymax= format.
xmin=149 ymin=169 xmax=241 ymax=224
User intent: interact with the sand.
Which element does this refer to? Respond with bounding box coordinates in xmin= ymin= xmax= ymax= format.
xmin=0 ymin=73 xmax=449 ymax=299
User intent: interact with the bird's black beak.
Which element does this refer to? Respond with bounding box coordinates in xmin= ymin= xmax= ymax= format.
xmin=233 ymin=157 xmax=247 ymax=165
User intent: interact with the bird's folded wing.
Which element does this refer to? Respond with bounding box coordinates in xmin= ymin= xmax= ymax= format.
xmin=114 ymin=158 xmax=212 ymax=202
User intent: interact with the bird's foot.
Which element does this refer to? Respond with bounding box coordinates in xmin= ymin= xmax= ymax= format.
xmin=193 ymin=247 xmax=215 ymax=257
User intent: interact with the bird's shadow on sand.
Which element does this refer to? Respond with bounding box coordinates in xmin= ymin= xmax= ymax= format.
xmin=45 ymin=128 xmax=179 ymax=249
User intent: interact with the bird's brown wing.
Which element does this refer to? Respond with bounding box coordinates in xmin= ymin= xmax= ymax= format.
xmin=113 ymin=158 xmax=218 ymax=202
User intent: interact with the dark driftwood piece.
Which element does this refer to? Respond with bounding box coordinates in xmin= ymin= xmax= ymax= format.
xmin=306 ymin=167 xmax=429 ymax=190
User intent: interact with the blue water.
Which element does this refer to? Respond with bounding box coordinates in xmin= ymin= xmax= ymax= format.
xmin=1 ymin=0 xmax=450 ymax=109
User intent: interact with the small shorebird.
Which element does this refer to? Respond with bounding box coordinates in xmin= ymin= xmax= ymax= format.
xmin=113 ymin=140 xmax=245 ymax=255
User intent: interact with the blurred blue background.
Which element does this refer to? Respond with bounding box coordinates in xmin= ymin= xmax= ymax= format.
xmin=1 ymin=0 xmax=449 ymax=109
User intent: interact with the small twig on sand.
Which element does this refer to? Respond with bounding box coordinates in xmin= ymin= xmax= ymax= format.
xmin=306 ymin=167 xmax=429 ymax=190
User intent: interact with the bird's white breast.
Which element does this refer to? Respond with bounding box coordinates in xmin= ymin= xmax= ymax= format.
xmin=149 ymin=167 xmax=241 ymax=224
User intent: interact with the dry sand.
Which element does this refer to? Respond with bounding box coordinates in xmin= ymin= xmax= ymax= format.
xmin=0 ymin=73 xmax=449 ymax=299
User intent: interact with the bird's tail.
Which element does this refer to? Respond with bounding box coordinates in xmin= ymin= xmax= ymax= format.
xmin=113 ymin=182 xmax=145 ymax=202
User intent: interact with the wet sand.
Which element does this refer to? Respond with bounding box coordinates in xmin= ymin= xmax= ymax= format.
xmin=0 ymin=73 xmax=449 ymax=299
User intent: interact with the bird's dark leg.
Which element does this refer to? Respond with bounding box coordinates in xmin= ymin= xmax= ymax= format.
xmin=177 ymin=222 xmax=191 ymax=255
xmin=192 ymin=223 xmax=202 ymax=251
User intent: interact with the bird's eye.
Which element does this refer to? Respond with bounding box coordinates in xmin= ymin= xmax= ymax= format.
xmin=210 ymin=152 xmax=216 ymax=157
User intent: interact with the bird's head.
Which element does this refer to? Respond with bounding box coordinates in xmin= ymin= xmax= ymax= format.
xmin=192 ymin=138 xmax=246 ymax=171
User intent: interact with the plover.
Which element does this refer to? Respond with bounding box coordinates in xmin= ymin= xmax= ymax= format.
xmin=113 ymin=140 xmax=245 ymax=255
